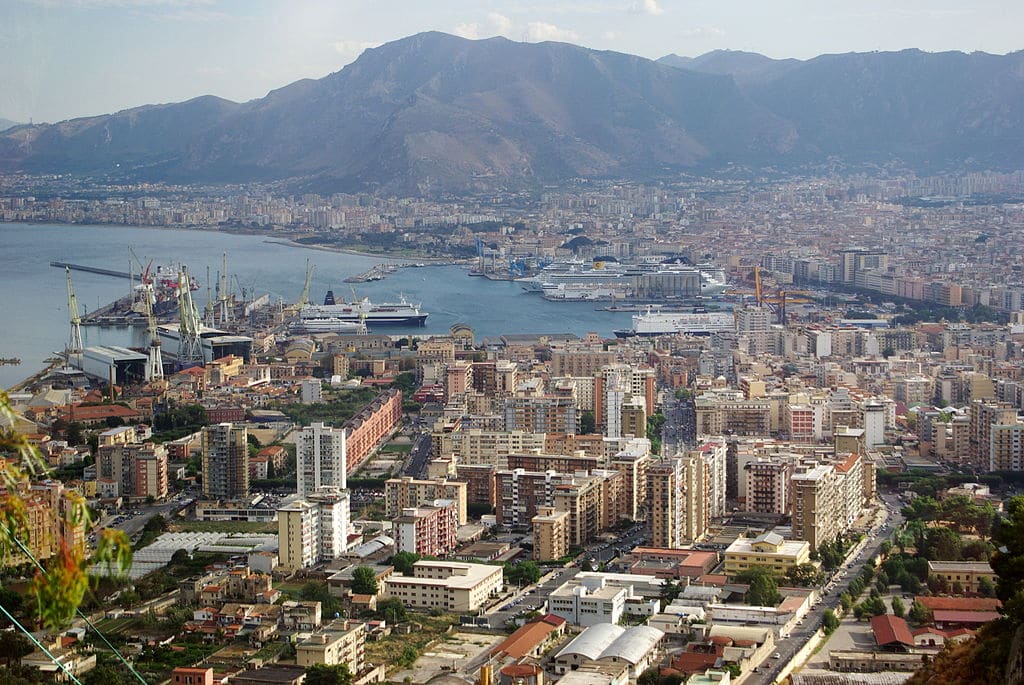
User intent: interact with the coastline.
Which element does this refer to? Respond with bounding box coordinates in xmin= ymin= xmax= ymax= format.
xmin=262 ymin=238 xmax=453 ymax=263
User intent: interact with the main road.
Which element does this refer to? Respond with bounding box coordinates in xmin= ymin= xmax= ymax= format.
xmin=747 ymin=494 xmax=904 ymax=684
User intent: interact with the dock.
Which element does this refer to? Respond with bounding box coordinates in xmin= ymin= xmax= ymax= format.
xmin=344 ymin=263 xmax=399 ymax=283
xmin=51 ymin=261 xmax=132 ymax=280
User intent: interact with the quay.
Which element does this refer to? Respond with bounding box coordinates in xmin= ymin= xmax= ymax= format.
xmin=51 ymin=261 xmax=132 ymax=280
xmin=344 ymin=263 xmax=399 ymax=283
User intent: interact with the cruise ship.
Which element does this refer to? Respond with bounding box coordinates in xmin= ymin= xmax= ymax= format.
xmin=614 ymin=309 xmax=736 ymax=337
xmin=289 ymin=317 xmax=366 ymax=334
xmin=517 ymin=260 xmax=728 ymax=297
xmin=299 ymin=292 xmax=428 ymax=327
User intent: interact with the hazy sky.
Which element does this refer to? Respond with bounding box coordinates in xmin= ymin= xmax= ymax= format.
xmin=3 ymin=0 xmax=1020 ymax=123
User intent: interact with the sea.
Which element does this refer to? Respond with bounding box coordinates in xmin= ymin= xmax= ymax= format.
xmin=0 ymin=222 xmax=635 ymax=389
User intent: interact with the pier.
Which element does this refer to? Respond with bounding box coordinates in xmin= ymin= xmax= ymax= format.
xmin=51 ymin=261 xmax=132 ymax=280
xmin=344 ymin=263 xmax=399 ymax=283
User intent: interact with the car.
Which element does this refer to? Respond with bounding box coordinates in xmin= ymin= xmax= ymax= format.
xmin=773 ymin=652 xmax=782 ymax=659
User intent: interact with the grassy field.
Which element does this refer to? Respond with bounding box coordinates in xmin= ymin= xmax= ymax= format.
xmin=364 ymin=612 xmax=459 ymax=674
xmin=172 ymin=520 xmax=278 ymax=533
xmin=378 ymin=444 xmax=412 ymax=454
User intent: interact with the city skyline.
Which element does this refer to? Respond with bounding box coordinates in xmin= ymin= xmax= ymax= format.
xmin=3 ymin=0 xmax=1021 ymax=123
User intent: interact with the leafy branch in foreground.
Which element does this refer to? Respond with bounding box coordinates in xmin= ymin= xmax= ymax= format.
xmin=1 ymin=389 xmax=132 ymax=630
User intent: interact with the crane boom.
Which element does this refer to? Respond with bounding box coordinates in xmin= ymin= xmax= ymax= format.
xmin=297 ymin=259 xmax=315 ymax=308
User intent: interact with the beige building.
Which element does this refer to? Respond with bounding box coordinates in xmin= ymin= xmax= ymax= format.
xmin=435 ymin=429 xmax=546 ymax=466
xmin=385 ymin=476 xmax=468 ymax=524
xmin=989 ymin=423 xmax=1024 ymax=471
xmin=927 ymin=561 xmax=995 ymax=593
xmin=384 ymin=560 xmax=503 ymax=612
xmin=724 ymin=532 xmax=812 ymax=577
xmin=295 ymin=620 xmax=365 ymax=672
xmin=533 ymin=506 xmax=569 ymax=561
xmin=790 ymin=452 xmax=869 ymax=550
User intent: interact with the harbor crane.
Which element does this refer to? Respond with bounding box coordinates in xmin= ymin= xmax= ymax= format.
xmin=297 ymin=259 xmax=315 ymax=309
xmin=204 ymin=266 xmax=216 ymax=327
xmin=217 ymin=251 xmax=232 ymax=325
xmin=65 ymin=267 xmax=84 ymax=361
xmin=176 ymin=266 xmax=204 ymax=365
xmin=140 ymin=263 xmax=164 ymax=381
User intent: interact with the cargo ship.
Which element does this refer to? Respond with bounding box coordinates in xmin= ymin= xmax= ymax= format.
xmin=299 ymin=291 xmax=428 ymax=327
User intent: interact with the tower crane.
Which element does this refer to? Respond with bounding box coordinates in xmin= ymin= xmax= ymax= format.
xmin=204 ymin=266 xmax=216 ymax=327
xmin=140 ymin=262 xmax=164 ymax=381
xmin=176 ymin=266 xmax=204 ymax=365
xmin=65 ymin=267 xmax=84 ymax=362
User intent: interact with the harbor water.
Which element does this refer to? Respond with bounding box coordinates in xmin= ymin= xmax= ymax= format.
xmin=0 ymin=223 xmax=635 ymax=389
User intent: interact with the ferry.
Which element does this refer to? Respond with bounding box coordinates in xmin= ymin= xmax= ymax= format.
xmin=614 ymin=309 xmax=736 ymax=338
xmin=289 ymin=317 xmax=366 ymax=334
xmin=300 ymin=292 xmax=428 ymax=327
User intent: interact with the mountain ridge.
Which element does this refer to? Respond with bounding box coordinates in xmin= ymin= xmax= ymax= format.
xmin=1 ymin=33 xmax=1022 ymax=194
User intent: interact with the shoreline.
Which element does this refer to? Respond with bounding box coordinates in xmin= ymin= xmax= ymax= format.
xmin=1 ymin=219 xmax=455 ymax=263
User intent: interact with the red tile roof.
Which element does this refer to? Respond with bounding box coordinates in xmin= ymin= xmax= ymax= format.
xmin=932 ymin=610 xmax=1000 ymax=625
xmin=871 ymin=614 xmax=915 ymax=647
xmin=916 ymin=596 xmax=1001 ymax=612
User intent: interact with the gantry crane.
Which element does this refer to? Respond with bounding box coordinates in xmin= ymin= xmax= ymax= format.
xmin=140 ymin=262 xmax=164 ymax=380
xmin=177 ymin=266 xmax=204 ymax=365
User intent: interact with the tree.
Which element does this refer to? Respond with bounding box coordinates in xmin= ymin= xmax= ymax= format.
xmin=978 ymin=576 xmax=996 ymax=598
xmin=891 ymin=596 xmax=906 ymax=618
xmin=855 ymin=595 xmax=887 ymax=619
xmin=351 ymin=566 xmax=379 ymax=595
xmin=839 ymin=592 xmax=853 ymax=611
xmin=82 ymin=664 xmax=132 ymax=685
xmin=920 ymin=526 xmax=963 ymax=561
xmin=908 ymin=599 xmax=933 ymax=626
xmin=579 ymin=411 xmax=596 ymax=434
xmin=305 ymin=664 xmax=353 ymax=685
xmin=660 ymin=578 xmax=682 ymax=605
xmin=377 ymin=597 xmax=407 ymax=624
xmin=0 ymin=631 xmax=33 ymax=666
xmin=823 ymin=609 xmax=840 ymax=635
xmin=786 ymin=563 xmax=824 ymax=587
xmin=390 ymin=551 xmax=421 ymax=575
xmin=506 ymin=560 xmax=541 ymax=586
xmin=742 ymin=568 xmax=782 ymax=607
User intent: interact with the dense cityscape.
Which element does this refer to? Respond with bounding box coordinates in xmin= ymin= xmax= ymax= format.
xmin=3 ymin=5 xmax=1024 ymax=685
xmin=1 ymin=164 xmax=1023 ymax=685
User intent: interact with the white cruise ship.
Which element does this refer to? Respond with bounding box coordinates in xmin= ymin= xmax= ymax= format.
xmin=615 ymin=310 xmax=736 ymax=337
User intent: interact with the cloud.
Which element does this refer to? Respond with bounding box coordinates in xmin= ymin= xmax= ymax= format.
xmin=604 ymin=30 xmax=621 ymax=41
xmin=630 ymin=0 xmax=664 ymax=16
xmin=332 ymin=40 xmax=380 ymax=59
xmin=20 ymin=0 xmax=215 ymax=6
xmin=526 ymin=21 xmax=579 ymax=43
xmin=453 ymin=12 xmax=513 ymax=40
xmin=677 ymin=26 xmax=725 ymax=39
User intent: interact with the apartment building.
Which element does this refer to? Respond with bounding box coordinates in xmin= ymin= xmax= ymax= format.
xmin=385 ymin=476 xmax=468 ymax=524
xmin=532 ymin=506 xmax=569 ymax=562
xmin=504 ymin=395 xmax=578 ymax=434
xmin=453 ymin=463 xmax=496 ymax=511
xmin=436 ymin=428 xmax=546 ymax=466
xmin=506 ymin=451 xmax=600 ymax=473
xmin=395 ymin=499 xmax=459 ymax=557
xmin=296 ymin=422 xmax=347 ymax=496
xmin=344 ymin=389 xmax=402 ymax=472
xmin=201 ymin=423 xmax=249 ymax=500
xmin=1 ymin=481 xmax=85 ymax=568
xmin=647 ymin=457 xmax=686 ymax=549
xmin=790 ymin=452 xmax=870 ymax=550
xmin=96 ymin=442 xmax=168 ymax=500
xmin=295 ymin=620 xmax=366 ymax=672
xmin=969 ymin=400 xmax=1017 ymax=470
xmin=384 ymin=560 xmax=503 ymax=612
xmin=743 ymin=458 xmax=792 ymax=515
xmin=277 ymin=488 xmax=352 ymax=569
xmin=990 ymin=423 xmax=1024 ymax=471
xmin=549 ymin=578 xmax=628 ymax=627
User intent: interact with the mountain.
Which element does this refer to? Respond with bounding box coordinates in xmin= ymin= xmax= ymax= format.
xmin=0 ymin=118 xmax=19 ymax=132
xmin=660 ymin=48 xmax=1024 ymax=169
xmin=0 ymin=32 xmax=795 ymax=193
xmin=1 ymin=35 xmax=1023 ymax=194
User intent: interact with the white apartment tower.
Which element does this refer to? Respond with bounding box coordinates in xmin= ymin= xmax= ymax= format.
xmin=297 ymin=422 xmax=347 ymax=496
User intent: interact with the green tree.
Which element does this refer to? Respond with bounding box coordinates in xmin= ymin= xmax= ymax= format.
xmin=82 ymin=664 xmax=132 ymax=685
xmin=660 ymin=578 xmax=682 ymax=605
xmin=855 ymin=595 xmax=887 ymax=619
xmin=741 ymin=568 xmax=782 ymax=607
xmin=891 ymin=596 xmax=906 ymax=618
xmin=506 ymin=560 xmax=542 ymax=586
xmin=908 ymin=599 xmax=933 ymax=626
xmin=823 ymin=609 xmax=840 ymax=634
xmin=978 ymin=576 xmax=996 ymax=598
xmin=786 ymin=563 xmax=824 ymax=587
xmin=350 ymin=566 xmax=379 ymax=595
xmin=390 ymin=551 xmax=421 ymax=575
xmin=920 ymin=526 xmax=963 ymax=561
xmin=839 ymin=592 xmax=853 ymax=611
xmin=377 ymin=597 xmax=407 ymax=624
xmin=0 ymin=631 xmax=34 ymax=666
xmin=579 ymin=410 xmax=596 ymax=434
xmin=304 ymin=664 xmax=353 ymax=685
xmin=390 ymin=372 xmax=418 ymax=397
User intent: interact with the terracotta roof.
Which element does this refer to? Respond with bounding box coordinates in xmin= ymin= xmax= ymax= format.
xmin=60 ymin=404 xmax=140 ymax=421
xmin=490 ymin=617 xmax=561 ymax=659
xmin=871 ymin=614 xmax=915 ymax=647
xmin=932 ymin=610 xmax=1000 ymax=624
xmin=916 ymin=596 xmax=1001 ymax=612
xmin=836 ymin=452 xmax=860 ymax=472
